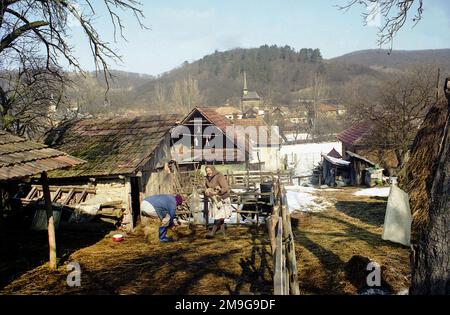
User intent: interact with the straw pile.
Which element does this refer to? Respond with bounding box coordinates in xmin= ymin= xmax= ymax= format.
xmin=398 ymin=99 xmax=449 ymax=239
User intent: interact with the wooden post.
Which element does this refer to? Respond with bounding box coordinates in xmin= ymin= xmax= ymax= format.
xmin=273 ymin=217 xmax=284 ymax=295
xmin=125 ymin=177 xmax=134 ymax=231
xmin=281 ymin=185 xmax=300 ymax=295
xmin=203 ymin=196 xmax=209 ymax=229
xmin=41 ymin=172 xmax=57 ymax=270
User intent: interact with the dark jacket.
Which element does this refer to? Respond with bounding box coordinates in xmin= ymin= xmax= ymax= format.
xmin=204 ymin=166 xmax=230 ymax=200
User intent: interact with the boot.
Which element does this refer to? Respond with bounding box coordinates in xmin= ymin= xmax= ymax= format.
xmin=159 ymin=226 xmax=173 ymax=242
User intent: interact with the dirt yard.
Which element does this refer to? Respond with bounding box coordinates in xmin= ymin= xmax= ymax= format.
xmin=0 ymin=187 xmax=411 ymax=295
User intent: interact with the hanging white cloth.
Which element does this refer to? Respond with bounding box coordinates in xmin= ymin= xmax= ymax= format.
xmin=382 ymin=184 xmax=412 ymax=246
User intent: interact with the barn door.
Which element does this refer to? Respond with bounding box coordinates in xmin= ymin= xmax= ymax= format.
xmin=130 ymin=176 xmax=141 ymax=227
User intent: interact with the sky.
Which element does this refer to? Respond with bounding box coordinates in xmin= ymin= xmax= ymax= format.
xmin=68 ymin=0 xmax=450 ymax=76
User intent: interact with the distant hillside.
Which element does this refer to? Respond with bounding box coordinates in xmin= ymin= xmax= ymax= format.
xmin=131 ymin=45 xmax=383 ymax=110
xmin=331 ymin=49 xmax=450 ymax=71
xmin=67 ymin=46 xmax=450 ymax=114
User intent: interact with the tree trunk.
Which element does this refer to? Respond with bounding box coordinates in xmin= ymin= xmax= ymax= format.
xmin=410 ymin=98 xmax=450 ymax=294
xmin=41 ymin=172 xmax=57 ymax=269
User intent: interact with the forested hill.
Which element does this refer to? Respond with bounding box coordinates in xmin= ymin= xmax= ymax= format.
xmin=331 ymin=49 xmax=450 ymax=71
xmin=129 ymin=45 xmax=382 ymax=110
xmin=71 ymin=46 xmax=450 ymax=114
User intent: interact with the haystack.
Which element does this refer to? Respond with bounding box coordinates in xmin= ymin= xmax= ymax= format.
xmin=398 ymin=98 xmax=449 ymax=240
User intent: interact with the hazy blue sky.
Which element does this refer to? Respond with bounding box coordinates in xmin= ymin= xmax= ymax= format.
xmin=69 ymin=0 xmax=450 ymax=75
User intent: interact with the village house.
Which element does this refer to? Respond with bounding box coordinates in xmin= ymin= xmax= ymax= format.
xmin=44 ymin=114 xmax=182 ymax=231
xmin=172 ymin=107 xmax=249 ymax=168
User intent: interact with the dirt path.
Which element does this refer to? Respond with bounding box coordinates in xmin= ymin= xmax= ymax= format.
xmin=0 ymin=187 xmax=410 ymax=295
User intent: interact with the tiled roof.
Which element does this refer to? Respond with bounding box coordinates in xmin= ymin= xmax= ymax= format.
xmin=215 ymin=106 xmax=242 ymax=116
xmin=191 ymin=107 xmax=233 ymax=134
xmin=182 ymin=107 xmax=249 ymax=154
xmin=0 ymin=131 xmax=85 ymax=182
xmin=44 ymin=114 xmax=181 ymax=178
xmin=336 ymin=122 xmax=372 ymax=146
xmin=318 ymin=103 xmax=337 ymax=112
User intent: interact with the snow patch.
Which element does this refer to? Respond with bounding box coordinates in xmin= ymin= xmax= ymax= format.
xmin=285 ymin=185 xmax=332 ymax=213
xmin=354 ymin=187 xmax=390 ymax=197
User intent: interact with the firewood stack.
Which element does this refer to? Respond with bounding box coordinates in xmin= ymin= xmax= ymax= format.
xmin=96 ymin=200 xmax=125 ymax=226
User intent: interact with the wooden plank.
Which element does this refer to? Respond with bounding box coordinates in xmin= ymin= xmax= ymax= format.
xmin=52 ymin=188 xmax=62 ymax=202
xmin=273 ymin=216 xmax=284 ymax=295
xmin=281 ymin=185 xmax=300 ymax=295
xmin=76 ymin=189 xmax=88 ymax=204
xmin=61 ymin=188 xmax=75 ymax=205
xmin=25 ymin=186 xmax=37 ymax=200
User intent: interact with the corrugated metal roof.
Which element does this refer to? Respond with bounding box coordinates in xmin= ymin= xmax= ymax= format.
xmin=336 ymin=122 xmax=372 ymax=146
xmin=322 ymin=154 xmax=350 ymax=167
xmin=0 ymin=131 xmax=85 ymax=182
xmin=346 ymin=151 xmax=376 ymax=166
xmin=44 ymin=114 xmax=182 ymax=178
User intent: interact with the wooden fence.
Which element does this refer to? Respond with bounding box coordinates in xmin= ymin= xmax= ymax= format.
xmin=177 ymin=170 xmax=300 ymax=295
xmin=225 ymin=170 xmax=294 ymax=189
xmin=267 ymin=178 xmax=300 ymax=295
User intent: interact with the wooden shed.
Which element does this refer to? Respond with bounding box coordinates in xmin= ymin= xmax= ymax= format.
xmin=321 ymin=153 xmax=350 ymax=187
xmin=0 ymin=130 xmax=85 ymax=268
xmin=44 ymin=114 xmax=182 ymax=231
xmin=346 ymin=151 xmax=377 ymax=186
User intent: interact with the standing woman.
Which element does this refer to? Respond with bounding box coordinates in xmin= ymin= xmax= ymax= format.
xmin=204 ymin=165 xmax=232 ymax=237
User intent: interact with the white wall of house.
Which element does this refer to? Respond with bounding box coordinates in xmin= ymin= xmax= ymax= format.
xmin=280 ymin=141 xmax=342 ymax=176
xmin=250 ymin=146 xmax=281 ymax=171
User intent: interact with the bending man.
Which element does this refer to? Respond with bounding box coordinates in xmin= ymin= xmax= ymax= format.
xmin=141 ymin=194 xmax=183 ymax=242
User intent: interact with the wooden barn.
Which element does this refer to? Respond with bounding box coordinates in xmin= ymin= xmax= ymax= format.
xmin=44 ymin=114 xmax=182 ymax=231
xmin=172 ymin=107 xmax=249 ymax=166
xmin=0 ymin=130 xmax=85 ymax=268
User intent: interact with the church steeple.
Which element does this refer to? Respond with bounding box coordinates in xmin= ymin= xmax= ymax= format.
xmin=243 ymin=70 xmax=248 ymax=96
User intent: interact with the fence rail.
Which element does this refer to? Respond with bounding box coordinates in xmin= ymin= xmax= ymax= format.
xmin=267 ymin=178 xmax=300 ymax=295
xmin=177 ymin=169 xmax=300 ymax=295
